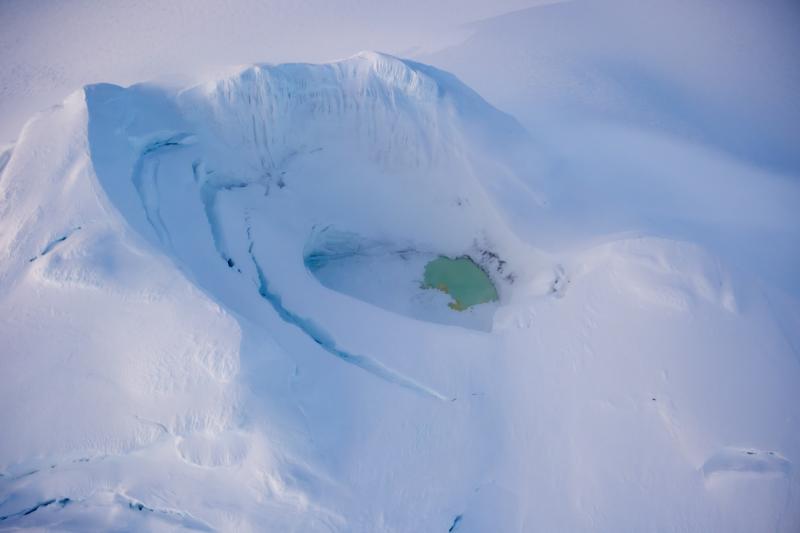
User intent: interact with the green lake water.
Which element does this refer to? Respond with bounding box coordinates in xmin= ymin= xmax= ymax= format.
xmin=422 ymin=256 xmax=498 ymax=311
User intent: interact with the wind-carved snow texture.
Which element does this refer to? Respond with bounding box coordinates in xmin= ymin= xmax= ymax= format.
xmin=702 ymin=448 xmax=792 ymax=479
xmin=701 ymin=448 xmax=795 ymax=532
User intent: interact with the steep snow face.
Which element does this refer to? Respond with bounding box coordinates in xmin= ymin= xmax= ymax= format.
xmin=177 ymin=52 xmax=527 ymax=243
xmin=1 ymin=53 xmax=799 ymax=532
xmin=189 ymin=51 xmax=451 ymax=169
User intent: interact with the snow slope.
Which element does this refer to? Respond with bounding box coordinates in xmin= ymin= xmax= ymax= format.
xmin=1 ymin=50 xmax=799 ymax=532
xmin=425 ymin=0 xmax=800 ymax=174
xmin=0 ymin=0 xmax=541 ymax=145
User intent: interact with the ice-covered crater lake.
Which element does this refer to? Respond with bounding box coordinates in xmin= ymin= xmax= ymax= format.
xmin=305 ymin=228 xmax=500 ymax=330
xmin=422 ymin=256 xmax=498 ymax=311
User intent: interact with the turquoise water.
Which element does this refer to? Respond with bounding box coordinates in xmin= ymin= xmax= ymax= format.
xmin=422 ymin=256 xmax=498 ymax=310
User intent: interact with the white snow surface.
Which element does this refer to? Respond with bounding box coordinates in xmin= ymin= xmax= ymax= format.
xmin=1 ymin=4 xmax=799 ymax=532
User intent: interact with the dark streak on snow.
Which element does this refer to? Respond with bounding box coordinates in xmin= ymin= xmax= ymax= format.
xmin=9 ymin=469 xmax=38 ymax=481
xmin=193 ymin=162 xmax=250 ymax=267
xmin=129 ymin=501 xmax=154 ymax=512
xmin=141 ymin=136 xmax=192 ymax=156
xmin=448 ymin=514 xmax=463 ymax=532
xmin=121 ymin=494 xmax=214 ymax=531
xmin=0 ymin=145 xmax=13 ymax=182
xmin=0 ymin=498 xmax=71 ymax=522
xmin=551 ymin=265 xmax=569 ymax=298
xmin=29 ymin=226 xmax=82 ymax=262
xmin=0 ymin=490 xmax=210 ymax=530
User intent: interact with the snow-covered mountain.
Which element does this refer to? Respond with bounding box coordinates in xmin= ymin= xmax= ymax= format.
xmin=1 ymin=50 xmax=799 ymax=532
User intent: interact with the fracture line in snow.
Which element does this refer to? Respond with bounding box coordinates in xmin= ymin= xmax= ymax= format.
xmin=28 ymin=226 xmax=82 ymax=262
xmin=245 ymin=227 xmax=450 ymax=402
xmin=193 ymin=162 xmax=250 ymax=266
xmin=0 ymin=497 xmax=72 ymax=522
xmin=164 ymin=156 xmax=448 ymax=401
xmin=0 ymin=493 xmax=212 ymax=531
xmin=116 ymin=492 xmax=214 ymax=532
xmin=448 ymin=514 xmax=463 ymax=531
xmin=130 ymin=133 xmax=194 ymax=248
